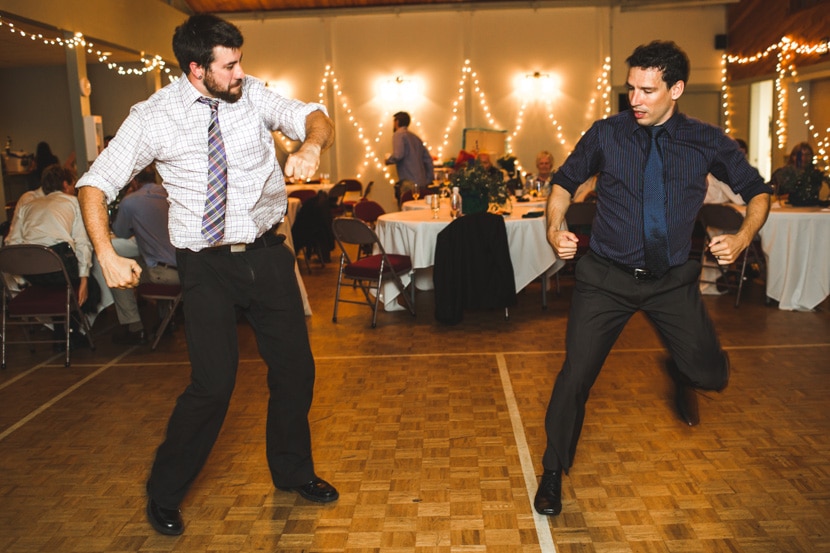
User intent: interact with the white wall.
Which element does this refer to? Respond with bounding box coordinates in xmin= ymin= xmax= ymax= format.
xmin=0 ymin=2 xmax=728 ymax=214
xmin=232 ymin=5 xmax=726 ymax=210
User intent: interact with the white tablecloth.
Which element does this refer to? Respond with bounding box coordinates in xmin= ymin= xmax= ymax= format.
xmin=285 ymin=183 xmax=335 ymax=196
xmin=375 ymin=202 xmax=562 ymax=311
xmin=744 ymin=203 xmax=830 ymax=311
xmin=276 ymin=197 xmax=312 ymax=316
xmin=402 ymin=197 xmax=546 ymax=212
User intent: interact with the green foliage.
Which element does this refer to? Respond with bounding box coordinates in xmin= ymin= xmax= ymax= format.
xmin=449 ymin=160 xmax=510 ymax=206
xmin=781 ymin=165 xmax=829 ymax=206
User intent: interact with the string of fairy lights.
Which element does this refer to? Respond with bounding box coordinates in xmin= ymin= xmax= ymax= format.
xmin=722 ymin=35 xmax=830 ymax=171
xmin=279 ymin=58 xmax=614 ymax=185
xmin=0 ymin=15 xmax=174 ymax=78
xmin=4 ymin=12 xmax=827 ymax=174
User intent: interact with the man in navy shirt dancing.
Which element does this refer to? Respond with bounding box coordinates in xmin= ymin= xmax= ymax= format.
xmin=534 ymin=40 xmax=771 ymax=517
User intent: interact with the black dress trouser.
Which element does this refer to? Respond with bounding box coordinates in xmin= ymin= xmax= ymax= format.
xmin=147 ymin=238 xmax=317 ymax=509
xmin=542 ymin=251 xmax=729 ymax=473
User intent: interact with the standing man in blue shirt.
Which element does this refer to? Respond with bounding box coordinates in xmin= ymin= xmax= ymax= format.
xmin=385 ymin=111 xmax=434 ymax=201
xmin=534 ymin=41 xmax=771 ymax=517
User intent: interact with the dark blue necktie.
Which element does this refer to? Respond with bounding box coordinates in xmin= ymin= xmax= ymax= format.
xmin=642 ymin=126 xmax=669 ymax=276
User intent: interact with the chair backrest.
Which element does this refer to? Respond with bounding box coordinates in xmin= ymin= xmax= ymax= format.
xmin=565 ymin=202 xmax=597 ymax=227
xmin=353 ymin=200 xmax=386 ymax=224
xmin=361 ymin=181 xmax=374 ymax=199
xmin=338 ymin=178 xmax=363 ymax=193
xmin=434 ymin=212 xmax=516 ymax=324
xmin=0 ymin=244 xmax=67 ymax=277
xmin=328 ymin=183 xmax=347 ymax=206
xmin=289 ymin=189 xmax=317 ymax=203
xmin=697 ymin=204 xmax=744 ymax=233
xmin=332 ymin=217 xmax=379 ymax=249
xmin=137 ymin=282 xmax=182 ymax=299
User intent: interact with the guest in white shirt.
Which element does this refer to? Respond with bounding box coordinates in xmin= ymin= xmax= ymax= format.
xmin=6 ymin=164 xmax=96 ymax=310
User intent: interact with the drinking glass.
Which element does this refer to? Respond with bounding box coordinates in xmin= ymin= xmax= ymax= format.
xmin=430 ymin=194 xmax=440 ymax=219
xmin=412 ymin=183 xmax=420 ymax=201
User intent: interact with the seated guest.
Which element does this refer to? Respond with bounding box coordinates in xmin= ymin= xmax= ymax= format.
xmin=573 ymin=175 xmax=597 ymax=203
xmin=705 ymin=174 xmax=745 ymax=205
xmin=477 ymin=151 xmax=505 ymax=180
xmin=5 ymin=164 xmax=99 ymax=343
xmin=769 ymin=142 xmax=813 ymax=198
xmin=705 ymin=138 xmax=749 ymax=206
xmin=6 ymin=175 xmax=48 ymax=240
xmin=526 ymin=150 xmax=554 ymax=196
xmin=109 ymin=165 xmax=179 ymax=344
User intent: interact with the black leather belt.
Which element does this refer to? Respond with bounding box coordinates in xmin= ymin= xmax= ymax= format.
xmin=618 ymin=266 xmax=659 ymax=281
xmin=199 ymin=232 xmax=286 ymax=254
xmin=594 ymin=252 xmax=661 ymax=281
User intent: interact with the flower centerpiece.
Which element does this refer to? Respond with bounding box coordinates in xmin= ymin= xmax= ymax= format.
xmin=449 ymin=158 xmax=510 ymax=214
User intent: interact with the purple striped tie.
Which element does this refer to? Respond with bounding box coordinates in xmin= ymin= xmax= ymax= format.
xmin=198 ymin=97 xmax=227 ymax=244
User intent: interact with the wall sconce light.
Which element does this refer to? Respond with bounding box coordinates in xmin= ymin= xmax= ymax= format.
xmin=517 ymin=71 xmax=559 ymax=101
xmin=379 ymin=75 xmax=423 ymax=109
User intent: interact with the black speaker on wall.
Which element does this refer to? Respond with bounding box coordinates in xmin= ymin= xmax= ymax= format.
xmin=715 ymin=34 xmax=728 ymax=50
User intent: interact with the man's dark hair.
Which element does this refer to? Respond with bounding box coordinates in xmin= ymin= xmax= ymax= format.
xmin=393 ymin=111 xmax=411 ymax=128
xmin=626 ymin=40 xmax=690 ymax=87
xmin=172 ymin=14 xmax=243 ymax=75
xmin=41 ymin=164 xmax=73 ymax=194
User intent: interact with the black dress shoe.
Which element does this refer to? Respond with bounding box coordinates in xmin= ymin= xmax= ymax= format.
xmin=146 ymin=498 xmax=184 ymax=535
xmin=666 ymin=359 xmax=700 ymax=427
xmin=534 ymin=470 xmax=562 ymax=516
xmin=674 ymin=379 xmax=700 ymax=427
xmin=112 ymin=328 xmax=148 ymax=346
xmin=277 ymin=477 xmax=339 ymax=503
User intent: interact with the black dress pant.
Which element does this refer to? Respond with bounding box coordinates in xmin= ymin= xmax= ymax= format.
xmin=542 ymin=251 xmax=729 ymax=473
xmin=147 ymin=239 xmax=316 ymax=509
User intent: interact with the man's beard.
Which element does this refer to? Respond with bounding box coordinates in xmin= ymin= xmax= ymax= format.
xmin=204 ymin=71 xmax=243 ymax=103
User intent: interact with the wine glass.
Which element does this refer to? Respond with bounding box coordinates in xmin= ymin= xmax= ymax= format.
xmin=412 ymin=183 xmax=420 ymax=201
xmin=430 ymin=194 xmax=440 ymax=219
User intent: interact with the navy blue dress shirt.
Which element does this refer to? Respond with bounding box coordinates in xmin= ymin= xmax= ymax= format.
xmin=553 ymin=110 xmax=770 ymax=268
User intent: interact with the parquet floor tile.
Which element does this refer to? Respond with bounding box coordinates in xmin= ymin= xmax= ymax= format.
xmin=0 ymin=252 xmax=828 ymax=552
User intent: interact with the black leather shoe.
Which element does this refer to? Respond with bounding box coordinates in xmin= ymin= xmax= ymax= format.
xmin=146 ymin=498 xmax=184 ymax=535
xmin=666 ymin=359 xmax=700 ymax=427
xmin=674 ymin=379 xmax=700 ymax=427
xmin=534 ymin=470 xmax=562 ymax=516
xmin=277 ymin=477 xmax=339 ymax=503
xmin=112 ymin=328 xmax=147 ymax=346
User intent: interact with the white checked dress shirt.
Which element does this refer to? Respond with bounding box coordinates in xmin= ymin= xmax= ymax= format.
xmin=77 ymin=75 xmax=327 ymax=252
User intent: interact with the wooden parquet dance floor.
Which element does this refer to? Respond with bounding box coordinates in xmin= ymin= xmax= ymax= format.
xmin=1 ymin=252 xmax=828 ymax=552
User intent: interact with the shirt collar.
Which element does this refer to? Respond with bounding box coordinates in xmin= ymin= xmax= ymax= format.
xmin=177 ymin=74 xmax=215 ymax=110
xmin=623 ymin=108 xmax=683 ymax=141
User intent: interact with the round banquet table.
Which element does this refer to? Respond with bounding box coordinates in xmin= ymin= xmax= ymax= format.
xmin=737 ymin=202 xmax=830 ymax=311
xmin=375 ymin=202 xmax=563 ymax=311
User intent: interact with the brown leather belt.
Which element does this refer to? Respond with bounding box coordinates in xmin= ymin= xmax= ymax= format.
xmin=199 ymin=232 xmax=286 ymax=254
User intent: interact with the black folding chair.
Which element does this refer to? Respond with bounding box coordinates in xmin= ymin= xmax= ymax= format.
xmin=0 ymin=244 xmax=95 ymax=368
xmin=331 ymin=217 xmax=414 ymax=328
xmin=697 ymin=204 xmax=765 ymax=307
